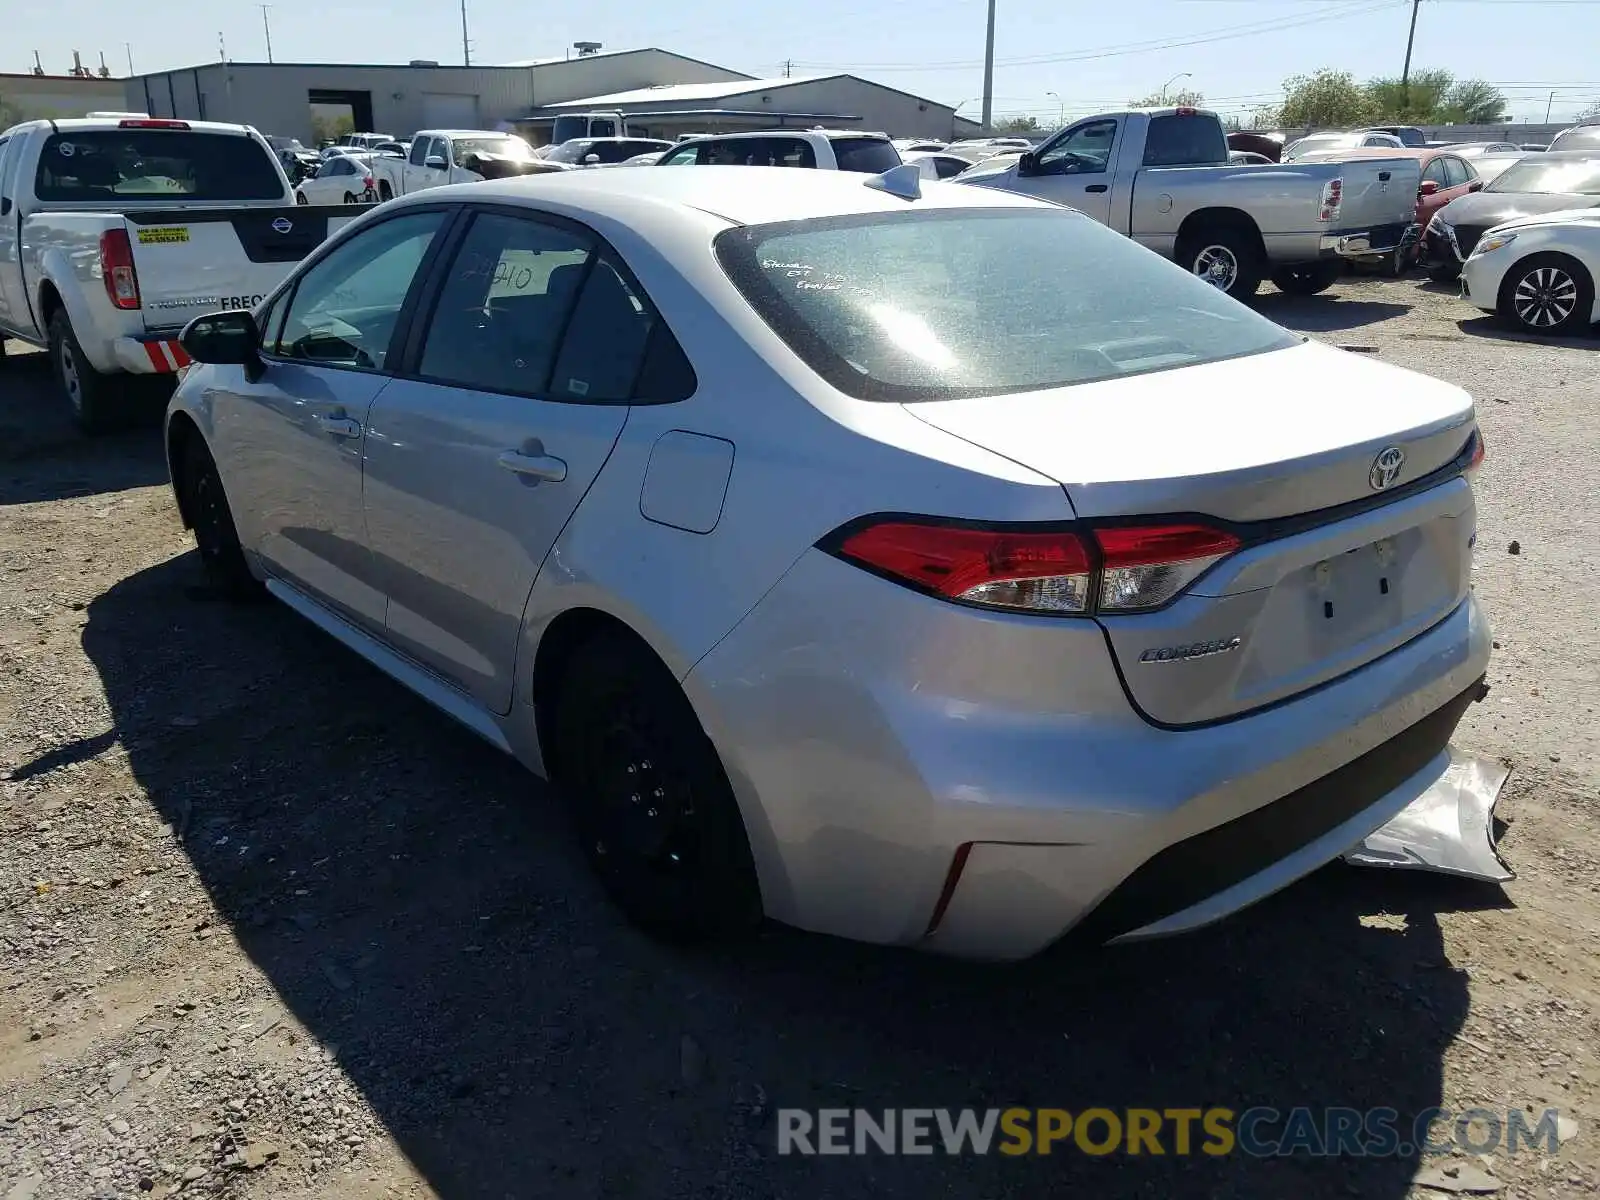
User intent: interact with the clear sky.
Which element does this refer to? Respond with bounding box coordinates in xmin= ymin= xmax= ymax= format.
xmin=8 ymin=0 xmax=1599 ymax=125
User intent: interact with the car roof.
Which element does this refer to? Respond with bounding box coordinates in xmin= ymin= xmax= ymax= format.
xmin=675 ymin=129 xmax=889 ymax=144
xmin=1320 ymin=146 xmax=1448 ymax=161
xmin=406 ymin=163 xmax=1053 ymax=227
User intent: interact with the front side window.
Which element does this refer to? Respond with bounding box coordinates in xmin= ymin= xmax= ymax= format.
xmin=272 ymin=211 xmax=446 ymax=370
xmin=1443 ymin=157 xmax=1474 ymax=188
xmin=1036 ymin=120 xmax=1116 ymax=175
xmin=660 ymin=144 xmax=701 ymax=166
xmin=417 ymin=212 xmax=593 ymax=394
xmin=715 ymin=208 xmax=1299 ymax=403
xmin=33 ymin=130 xmax=283 ymax=201
xmin=408 ymin=139 xmax=430 ymax=166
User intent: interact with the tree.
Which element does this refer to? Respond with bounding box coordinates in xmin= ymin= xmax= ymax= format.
xmin=1128 ymin=88 xmax=1205 ymax=109
xmin=1366 ymin=70 xmax=1506 ymax=123
xmin=1270 ymin=69 xmax=1377 ymax=128
xmin=1442 ymin=79 xmax=1509 ymax=124
xmin=309 ymin=111 xmax=355 ymax=145
xmin=1580 ymin=100 xmax=1600 ymax=122
xmin=992 ymin=114 xmax=1042 ymax=134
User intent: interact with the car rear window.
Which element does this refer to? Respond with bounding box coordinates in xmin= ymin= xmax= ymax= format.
xmin=828 ymin=138 xmax=902 ymax=174
xmin=33 ymin=130 xmax=284 ymax=201
xmin=1141 ymin=115 xmax=1229 ymax=167
xmin=715 ymin=208 xmax=1299 ymax=402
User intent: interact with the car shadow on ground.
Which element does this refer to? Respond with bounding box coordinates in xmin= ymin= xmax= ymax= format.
xmin=1255 ymin=294 xmax=1412 ymax=333
xmin=1454 ymin=315 xmax=1600 ymax=349
xmin=0 ymin=344 xmax=171 ymax=504
xmin=52 ymin=549 xmax=1504 ymax=1197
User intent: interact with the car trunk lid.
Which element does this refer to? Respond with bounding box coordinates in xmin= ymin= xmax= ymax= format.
xmin=904 ymin=340 xmax=1478 ymax=724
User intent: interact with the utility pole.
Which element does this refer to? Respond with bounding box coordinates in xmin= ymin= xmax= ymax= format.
xmin=460 ymin=0 xmax=471 ymax=66
xmin=259 ymin=5 xmax=274 ymax=63
xmin=124 ymin=42 xmax=134 ymax=75
xmin=1400 ymin=0 xmax=1421 ymax=114
xmin=782 ymin=58 xmax=793 ymax=79
xmin=1545 ymin=91 xmax=1556 ymax=123
xmin=980 ymin=0 xmax=997 ymax=132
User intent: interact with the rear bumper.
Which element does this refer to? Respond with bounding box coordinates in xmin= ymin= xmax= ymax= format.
xmin=111 ymin=333 xmax=192 ymax=375
xmin=1321 ymin=221 xmax=1413 ymax=260
xmin=685 ymin=547 xmax=1492 ymax=961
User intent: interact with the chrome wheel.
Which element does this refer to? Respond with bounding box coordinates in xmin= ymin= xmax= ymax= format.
xmin=1194 ymin=244 xmax=1240 ymax=291
xmin=1512 ymin=265 xmax=1578 ymax=328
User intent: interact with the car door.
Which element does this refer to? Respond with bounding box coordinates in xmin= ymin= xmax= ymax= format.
xmin=1443 ymin=155 xmax=1481 ymax=202
xmin=0 ymin=133 xmax=19 ymax=334
xmin=1418 ymin=156 xmax=1452 ymax=223
xmin=1005 ymin=118 xmax=1117 ymax=222
xmin=207 ymin=208 xmax=452 ymax=629
xmin=360 ymin=207 xmax=652 ymax=713
xmin=403 ymin=137 xmax=440 ymax=193
xmin=309 ymin=157 xmax=351 ymax=204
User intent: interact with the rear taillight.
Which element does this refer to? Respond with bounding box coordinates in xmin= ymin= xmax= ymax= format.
xmin=826 ymin=517 xmax=1241 ymax=616
xmin=1465 ymin=428 xmax=1486 ymax=475
xmin=363 ymin=176 xmax=375 ymax=189
xmin=99 ymin=229 xmax=141 ymax=310
xmin=1319 ymin=178 xmax=1343 ymax=222
xmin=119 ymin=118 xmax=190 ymax=129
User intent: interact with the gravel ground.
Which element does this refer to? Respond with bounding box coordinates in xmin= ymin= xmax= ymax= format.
xmin=1 ymin=275 xmax=1598 ymax=1200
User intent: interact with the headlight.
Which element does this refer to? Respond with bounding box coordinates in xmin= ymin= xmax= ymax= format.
xmin=1471 ymin=232 xmax=1517 ymax=257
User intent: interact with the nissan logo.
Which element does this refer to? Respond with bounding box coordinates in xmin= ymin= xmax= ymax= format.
xmin=1369 ymin=446 xmax=1406 ymax=491
xmin=271 ymin=217 xmax=293 ymax=234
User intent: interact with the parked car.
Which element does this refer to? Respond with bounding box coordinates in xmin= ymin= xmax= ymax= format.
xmin=1462 ymin=153 xmax=1526 ymax=188
xmin=657 ymin=130 xmax=902 ymax=172
xmin=958 ymin=107 xmax=1423 ymax=298
xmin=371 ymin=130 xmax=544 ymax=200
xmin=901 ymin=150 xmax=977 ymax=180
xmin=1548 ymin=123 xmax=1600 ymax=153
xmin=893 ymin=138 xmax=948 ymax=153
xmin=1445 ymin=142 xmax=1522 ymax=158
xmin=295 ymin=152 xmax=376 ymax=205
xmin=1518 ymin=143 xmax=1549 ymax=153
xmin=370 ymin=140 xmax=411 ymax=159
xmin=1461 ymin=208 xmax=1599 ymax=334
xmin=542 ymin=137 xmax=674 ymax=168
xmin=165 ymin=165 xmax=1490 ymax=960
xmin=1423 ymin=152 xmax=1600 ymax=282
xmin=946 ymin=137 xmax=1035 ymax=160
xmin=1299 ymin=147 xmax=1484 ymax=261
xmin=1227 ymin=131 xmax=1284 ymax=162
xmin=1229 ymin=150 xmax=1273 ymax=165
xmin=619 ymin=151 xmax=668 ymax=166
xmin=0 ymin=114 xmax=357 ymax=431
xmin=1283 ymin=130 xmax=1405 ymax=161
xmin=339 ymin=131 xmax=397 ymax=151
xmin=1367 ymin=125 xmax=1429 ymax=148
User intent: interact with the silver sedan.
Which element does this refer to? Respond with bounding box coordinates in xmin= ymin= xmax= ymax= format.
xmin=165 ymin=167 xmax=1491 ymax=959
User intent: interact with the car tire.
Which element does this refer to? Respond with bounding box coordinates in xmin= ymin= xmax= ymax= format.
xmin=551 ymin=631 xmax=762 ymax=943
xmin=378 ymin=181 xmax=393 ymax=201
xmin=1270 ymin=262 xmax=1342 ymax=296
xmin=178 ymin=435 xmax=263 ymax=600
xmin=1178 ymin=224 xmax=1263 ymax=299
xmin=1427 ymin=261 xmax=1461 ymax=284
xmin=48 ymin=309 xmax=127 ymax=435
xmin=1497 ymin=252 xmax=1595 ymax=336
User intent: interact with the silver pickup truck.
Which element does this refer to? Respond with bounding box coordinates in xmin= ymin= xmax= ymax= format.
xmin=959 ymin=107 xmax=1421 ymax=299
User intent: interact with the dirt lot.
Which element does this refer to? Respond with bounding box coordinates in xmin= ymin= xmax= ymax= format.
xmin=2 ymin=276 xmax=1598 ymax=1200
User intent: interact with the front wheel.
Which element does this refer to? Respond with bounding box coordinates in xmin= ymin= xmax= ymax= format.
xmin=178 ymin=435 xmax=262 ymax=599
xmin=551 ymin=632 xmax=762 ymax=943
xmin=1270 ymin=261 xmax=1342 ymax=296
xmin=1497 ymin=252 xmax=1595 ymax=336
xmin=1178 ymin=226 xmax=1263 ymax=299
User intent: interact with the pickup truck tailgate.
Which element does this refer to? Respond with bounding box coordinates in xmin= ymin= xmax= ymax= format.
xmin=125 ymin=206 xmax=358 ymax=332
xmin=1335 ymin=157 xmax=1423 ymax=230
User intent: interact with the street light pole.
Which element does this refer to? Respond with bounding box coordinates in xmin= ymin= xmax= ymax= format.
xmin=258 ymin=5 xmax=274 ymax=64
xmin=1046 ymin=90 xmax=1063 ymax=126
xmin=980 ymin=0 xmax=997 ymax=132
xmin=1545 ymin=91 xmax=1556 ymax=123
xmin=1159 ymin=71 xmax=1192 ymax=104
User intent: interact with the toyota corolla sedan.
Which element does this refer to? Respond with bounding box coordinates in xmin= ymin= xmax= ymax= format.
xmin=165 ymin=166 xmax=1490 ymax=960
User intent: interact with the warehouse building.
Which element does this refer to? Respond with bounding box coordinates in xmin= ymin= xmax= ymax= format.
xmin=123 ymin=47 xmax=979 ymax=145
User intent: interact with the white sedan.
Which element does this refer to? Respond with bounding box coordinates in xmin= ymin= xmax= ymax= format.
xmin=295 ymin=153 xmax=377 ymax=206
xmin=165 ymin=166 xmax=1488 ymax=960
xmin=1461 ymin=208 xmax=1600 ymax=335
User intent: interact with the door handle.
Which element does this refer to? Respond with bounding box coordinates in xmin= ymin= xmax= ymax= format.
xmin=498 ymin=449 xmax=568 ymax=483
xmin=1084 ymin=184 xmax=1109 ymax=193
xmin=316 ymin=413 xmax=361 ymax=438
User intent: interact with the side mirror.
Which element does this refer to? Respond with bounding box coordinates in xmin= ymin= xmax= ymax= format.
xmin=1418 ymin=179 xmax=1439 ymax=196
xmin=583 ymin=153 xmax=600 ymax=165
xmin=180 ymin=310 xmax=261 ymax=376
xmin=425 ymin=155 xmax=448 ymax=170
xmin=1468 ymin=181 xmax=1484 ymax=192
xmin=1017 ymin=150 xmax=1038 ymax=177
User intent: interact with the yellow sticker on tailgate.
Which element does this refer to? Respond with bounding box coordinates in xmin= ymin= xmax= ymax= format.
xmin=137 ymin=226 xmax=190 ymax=244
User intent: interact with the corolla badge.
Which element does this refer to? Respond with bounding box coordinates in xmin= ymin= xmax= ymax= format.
xmin=1139 ymin=637 xmax=1242 ymax=664
xmin=1369 ymin=446 xmax=1406 ymax=491
xmin=271 ymin=217 xmax=293 ymax=234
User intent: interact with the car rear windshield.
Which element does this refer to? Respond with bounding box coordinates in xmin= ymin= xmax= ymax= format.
xmin=1141 ymin=115 xmax=1229 ymax=166
xmin=453 ymin=136 xmax=535 ymax=163
xmin=33 ymin=130 xmax=284 ymax=201
xmin=715 ymin=208 xmax=1300 ymax=402
xmin=1486 ymin=157 xmax=1600 ymax=195
xmin=828 ymin=138 xmax=902 ymax=174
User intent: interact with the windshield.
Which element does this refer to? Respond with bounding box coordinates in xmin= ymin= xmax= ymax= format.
xmin=453 ymin=136 xmax=535 ymax=163
xmin=33 ymin=130 xmax=284 ymax=201
xmin=715 ymin=208 xmax=1299 ymax=402
xmin=1487 ymin=157 xmax=1600 ymax=195
xmin=1550 ymin=126 xmax=1600 ymax=151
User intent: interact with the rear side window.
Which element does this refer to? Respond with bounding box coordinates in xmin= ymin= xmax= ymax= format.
xmin=701 ymin=138 xmax=816 ymax=168
xmin=33 ymin=130 xmax=283 ymax=201
xmin=1141 ymin=116 xmax=1229 ymax=167
xmin=547 ymin=257 xmax=656 ymax=402
xmin=829 ymin=138 xmax=901 ymax=174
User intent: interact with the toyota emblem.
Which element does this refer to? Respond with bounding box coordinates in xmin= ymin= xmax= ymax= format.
xmin=271 ymin=217 xmax=293 ymax=234
xmin=1369 ymin=446 xmax=1406 ymax=491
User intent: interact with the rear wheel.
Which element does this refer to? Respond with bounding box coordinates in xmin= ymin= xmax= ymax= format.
xmin=1270 ymin=261 xmax=1342 ymax=296
xmin=1497 ymin=252 xmax=1594 ymax=336
xmin=551 ymin=632 xmax=762 ymax=942
xmin=178 ymin=435 xmax=262 ymax=600
xmin=342 ymin=191 xmax=356 ymax=204
xmin=378 ymin=181 xmax=393 ymax=201
xmin=1178 ymin=224 xmax=1263 ymax=299
xmin=49 ymin=309 xmax=127 ymax=435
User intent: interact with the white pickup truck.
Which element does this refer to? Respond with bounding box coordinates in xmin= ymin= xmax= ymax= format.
xmin=0 ymin=115 xmax=359 ymax=432
xmin=370 ymin=129 xmax=546 ymax=201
